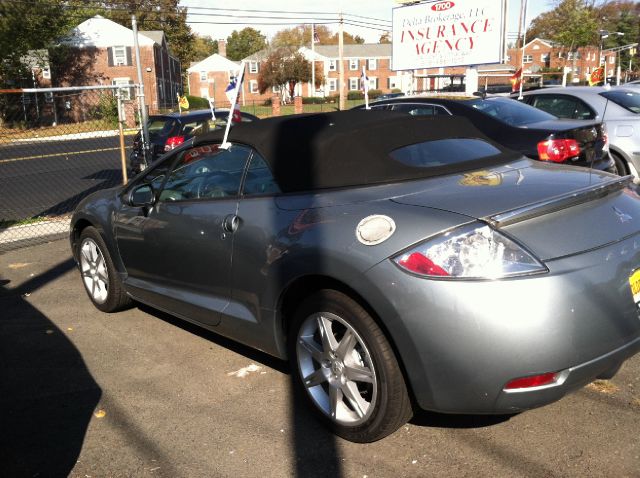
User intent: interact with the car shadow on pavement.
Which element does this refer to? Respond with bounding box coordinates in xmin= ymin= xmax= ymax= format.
xmin=410 ymin=410 xmax=513 ymax=429
xmin=0 ymin=259 xmax=101 ymax=476
xmin=137 ymin=304 xmax=344 ymax=478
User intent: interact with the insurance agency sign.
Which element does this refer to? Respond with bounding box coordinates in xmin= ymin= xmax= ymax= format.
xmin=391 ymin=0 xmax=507 ymax=71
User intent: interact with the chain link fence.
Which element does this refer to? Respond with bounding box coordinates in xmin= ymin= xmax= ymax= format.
xmin=0 ymin=85 xmax=367 ymax=252
xmin=0 ymin=85 xmax=139 ymax=252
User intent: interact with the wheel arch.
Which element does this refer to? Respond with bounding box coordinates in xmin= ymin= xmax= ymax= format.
xmin=277 ymin=274 xmax=418 ymax=405
xmin=70 ymin=218 xmax=95 ymax=262
xmin=609 ymin=146 xmax=633 ymax=176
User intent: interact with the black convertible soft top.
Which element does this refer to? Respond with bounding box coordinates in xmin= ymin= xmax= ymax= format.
xmin=194 ymin=110 xmax=520 ymax=193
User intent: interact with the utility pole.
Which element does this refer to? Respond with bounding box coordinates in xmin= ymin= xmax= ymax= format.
xmin=311 ymin=24 xmax=316 ymax=98
xmin=516 ymin=0 xmax=524 ymax=49
xmin=518 ymin=0 xmax=529 ymax=100
xmin=132 ymin=14 xmax=149 ymax=167
xmin=339 ymin=8 xmax=345 ymax=110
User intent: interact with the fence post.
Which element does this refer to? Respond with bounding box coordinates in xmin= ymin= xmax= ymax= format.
xmin=117 ymin=90 xmax=129 ymax=184
xmin=272 ymin=96 xmax=281 ymax=116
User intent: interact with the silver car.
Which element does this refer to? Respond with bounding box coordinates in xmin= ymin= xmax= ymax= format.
xmin=70 ymin=110 xmax=640 ymax=442
xmin=518 ymin=87 xmax=640 ymax=176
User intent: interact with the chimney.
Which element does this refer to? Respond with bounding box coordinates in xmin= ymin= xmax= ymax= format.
xmin=218 ymin=39 xmax=226 ymax=58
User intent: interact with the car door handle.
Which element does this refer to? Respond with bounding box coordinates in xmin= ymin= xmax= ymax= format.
xmin=223 ymin=214 xmax=240 ymax=233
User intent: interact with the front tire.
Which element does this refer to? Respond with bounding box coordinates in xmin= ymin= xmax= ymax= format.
xmin=78 ymin=226 xmax=131 ymax=312
xmin=290 ymin=290 xmax=412 ymax=442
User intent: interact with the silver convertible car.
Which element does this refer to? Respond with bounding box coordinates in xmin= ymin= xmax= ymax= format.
xmin=70 ymin=110 xmax=640 ymax=442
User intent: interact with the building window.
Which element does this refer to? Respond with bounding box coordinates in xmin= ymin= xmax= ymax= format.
xmin=533 ymin=44 xmax=540 ymax=50
xmin=328 ymin=60 xmax=336 ymax=71
xmin=112 ymin=77 xmax=131 ymax=100
xmin=609 ymin=56 xmax=615 ymax=64
xmin=249 ymin=61 xmax=259 ymax=73
xmin=567 ymin=52 xmax=574 ymax=60
xmin=585 ymin=67 xmax=591 ymax=75
xmin=42 ymin=66 xmax=51 ymax=79
xmin=541 ymin=53 xmax=549 ymax=62
xmin=367 ymin=77 xmax=378 ymax=90
xmin=349 ymin=77 xmax=359 ymax=90
xmin=523 ymin=55 xmax=533 ymax=63
xmin=367 ymin=58 xmax=377 ymax=70
xmin=272 ymin=85 xmax=280 ymax=94
xmin=249 ymin=80 xmax=259 ymax=94
xmin=113 ymin=46 xmax=127 ymax=66
xmin=558 ymin=52 xmax=564 ymax=59
xmin=200 ymin=87 xmax=209 ymax=98
xmin=328 ymin=78 xmax=337 ymax=92
xmin=349 ymin=59 xmax=358 ymax=70
xmin=200 ymin=71 xmax=207 ymax=81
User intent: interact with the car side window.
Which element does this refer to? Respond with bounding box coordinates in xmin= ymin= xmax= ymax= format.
xmin=158 ymin=144 xmax=251 ymax=202
xmin=531 ymin=95 xmax=594 ymax=120
xmin=242 ymin=153 xmax=281 ymax=196
xmin=370 ymin=104 xmax=393 ymax=111
xmin=180 ymin=120 xmax=208 ymax=137
xmin=573 ymin=99 xmax=596 ymax=120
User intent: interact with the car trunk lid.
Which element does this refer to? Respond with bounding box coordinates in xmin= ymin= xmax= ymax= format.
xmin=392 ymin=162 xmax=640 ymax=260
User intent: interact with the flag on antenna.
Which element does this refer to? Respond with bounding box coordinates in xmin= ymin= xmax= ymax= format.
xmin=312 ymin=24 xmax=320 ymax=43
xmin=589 ymin=65 xmax=604 ymax=86
xmin=510 ymin=68 xmax=523 ymax=93
xmin=361 ymin=66 xmax=370 ymax=109
xmin=225 ymin=76 xmax=240 ymax=104
xmin=360 ymin=67 xmax=369 ymax=94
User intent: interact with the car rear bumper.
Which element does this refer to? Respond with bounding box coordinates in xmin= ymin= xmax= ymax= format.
xmin=363 ymin=232 xmax=640 ymax=414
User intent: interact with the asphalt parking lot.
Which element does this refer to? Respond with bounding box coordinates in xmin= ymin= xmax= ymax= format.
xmin=1 ymin=239 xmax=640 ymax=478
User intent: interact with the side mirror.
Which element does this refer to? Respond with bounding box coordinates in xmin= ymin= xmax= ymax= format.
xmin=128 ymin=184 xmax=155 ymax=207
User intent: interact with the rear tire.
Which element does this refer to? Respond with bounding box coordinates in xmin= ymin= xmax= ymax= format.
xmin=611 ymin=152 xmax=628 ymax=176
xmin=290 ymin=289 xmax=413 ymax=443
xmin=77 ymin=226 xmax=131 ymax=312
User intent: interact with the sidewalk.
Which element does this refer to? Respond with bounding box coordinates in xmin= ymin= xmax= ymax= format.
xmin=0 ymin=219 xmax=70 ymax=252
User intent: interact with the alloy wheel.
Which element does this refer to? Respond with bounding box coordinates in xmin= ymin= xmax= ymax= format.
xmin=79 ymin=238 xmax=109 ymax=304
xmin=296 ymin=312 xmax=378 ymax=426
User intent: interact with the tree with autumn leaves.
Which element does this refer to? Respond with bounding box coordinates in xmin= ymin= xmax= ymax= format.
xmin=526 ymin=0 xmax=639 ymax=72
xmin=257 ymin=48 xmax=324 ymax=101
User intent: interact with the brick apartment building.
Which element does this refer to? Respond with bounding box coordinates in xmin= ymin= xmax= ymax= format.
xmin=187 ymin=40 xmax=241 ymax=107
xmin=507 ymin=38 xmax=617 ymax=83
xmin=188 ymin=36 xmax=621 ymax=107
xmin=57 ymin=15 xmax=181 ymax=112
xmin=240 ymin=43 xmax=415 ymax=103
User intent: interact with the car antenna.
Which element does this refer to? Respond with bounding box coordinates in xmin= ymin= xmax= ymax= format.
xmin=473 ymin=90 xmax=487 ymax=100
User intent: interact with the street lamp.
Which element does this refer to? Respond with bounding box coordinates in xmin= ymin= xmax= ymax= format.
xmin=599 ymin=30 xmax=624 ymax=66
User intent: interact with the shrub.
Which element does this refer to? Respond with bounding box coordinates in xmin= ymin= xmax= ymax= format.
xmin=368 ymin=89 xmax=383 ymax=99
xmin=91 ymin=94 xmax=119 ymax=128
xmin=347 ymin=91 xmax=364 ymax=100
xmin=185 ymin=95 xmax=210 ymax=109
xmin=302 ymin=97 xmax=327 ymax=104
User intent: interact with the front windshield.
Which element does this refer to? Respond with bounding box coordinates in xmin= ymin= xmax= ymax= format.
xmin=466 ymin=97 xmax=557 ymax=126
xmin=600 ymin=90 xmax=640 ymax=114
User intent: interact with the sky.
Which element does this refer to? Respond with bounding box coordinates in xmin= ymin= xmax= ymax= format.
xmin=180 ymin=0 xmax=554 ymax=44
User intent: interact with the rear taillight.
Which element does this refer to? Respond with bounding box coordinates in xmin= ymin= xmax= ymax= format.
xmin=393 ymin=222 xmax=546 ymax=280
xmin=504 ymin=372 xmax=559 ymax=390
xmin=165 ymin=136 xmax=185 ymax=151
xmin=537 ymin=139 xmax=581 ymax=163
